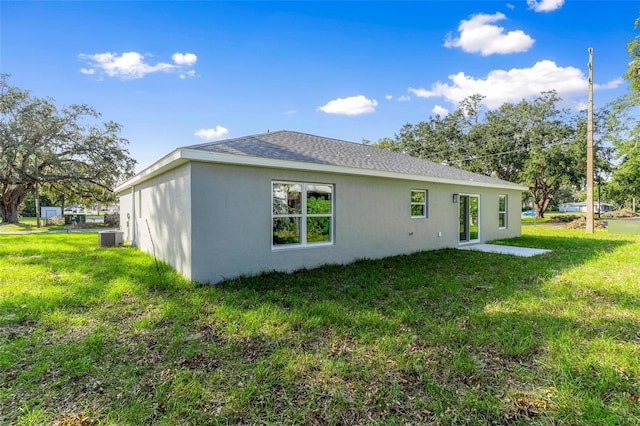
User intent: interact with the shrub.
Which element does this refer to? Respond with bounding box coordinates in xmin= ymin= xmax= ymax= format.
xmin=104 ymin=213 xmax=119 ymax=227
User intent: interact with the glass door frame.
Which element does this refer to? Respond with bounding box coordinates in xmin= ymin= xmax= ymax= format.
xmin=459 ymin=194 xmax=480 ymax=244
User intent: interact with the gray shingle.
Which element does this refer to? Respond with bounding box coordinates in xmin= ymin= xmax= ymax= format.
xmin=182 ymin=130 xmax=520 ymax=187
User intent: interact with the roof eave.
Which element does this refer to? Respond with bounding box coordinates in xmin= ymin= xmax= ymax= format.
xmin=114 ymin=149 xmax=188 ymax=193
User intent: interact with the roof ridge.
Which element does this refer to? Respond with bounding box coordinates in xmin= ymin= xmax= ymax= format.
xmin=182 ymin=129 xmax=289 ymax=149
xmin=183 ymin=129 xmax=375 ymax=150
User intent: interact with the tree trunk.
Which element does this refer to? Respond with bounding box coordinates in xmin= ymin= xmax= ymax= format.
xmin=1 ymin=185 xmax=27 ymax=224
xmin=1 ymin=201 xmax=21 ymax=224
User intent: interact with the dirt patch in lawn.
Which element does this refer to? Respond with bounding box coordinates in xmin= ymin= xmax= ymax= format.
xmin=564 ymin=216 xmax=607 ymax=229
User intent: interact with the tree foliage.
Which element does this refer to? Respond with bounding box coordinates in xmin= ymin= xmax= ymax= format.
xmin=625 ymin=16 xmax=640 ymax=92
xmin=375 ymin=92 xmax=614 ymax=218
xmin=605 ymin=16 xmax=640 ymax=210
xmin=0 ymin=75 xmax=136 ymax=223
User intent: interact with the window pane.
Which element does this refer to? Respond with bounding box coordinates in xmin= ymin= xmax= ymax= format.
xmin=499 ymin=195 xmax=506 ymax=212
xmin=273 ymin=217 xmax=301 ymax=245
xmin=273 ymin=183 xmax=301 ymax=214
xmin=307 ymin=185 xmax=332 ymax=214
xmin=411 ymin=190 xmax=425 ymax=203
xmin=499 ymin=213 xmax=506 ymax=228
xmin=411 ymin=204 xmax=425 ymax=217
xmin=307 ymin=217 xmax=331 ymax=243
xmin=470 ymin=197 xmax=479 ymax=240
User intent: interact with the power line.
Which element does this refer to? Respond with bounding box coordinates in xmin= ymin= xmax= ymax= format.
xmin=412 ymin=137 xmax=577 ymax=163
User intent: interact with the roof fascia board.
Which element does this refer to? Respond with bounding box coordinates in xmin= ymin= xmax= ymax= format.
xmin=114 ymin=149 xmax=188 ymax=193
xmin=117 ymin=148 xmax=528 ymax=193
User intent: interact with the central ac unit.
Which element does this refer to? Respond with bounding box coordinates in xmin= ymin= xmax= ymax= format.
xmin=98 ymin=230 xmax=124 ymax=247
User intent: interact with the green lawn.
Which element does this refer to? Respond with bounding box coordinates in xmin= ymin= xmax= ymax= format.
xmin=0 ymin=217 xmax=65 ymax=232
xmin=0 ymin=216 xmax=113 ymax=233
xmin=1 ymin=227 xmax=639 ymax=425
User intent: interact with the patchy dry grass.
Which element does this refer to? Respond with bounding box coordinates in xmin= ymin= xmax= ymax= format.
xmin=1 ymin=227 xmax=639 ymax=424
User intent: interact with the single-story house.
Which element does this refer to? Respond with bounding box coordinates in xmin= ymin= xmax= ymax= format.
xmin=559 ymin=202 xmax=613 ymax=213
xmin=116 ymin=130 xmax=528 ymax=283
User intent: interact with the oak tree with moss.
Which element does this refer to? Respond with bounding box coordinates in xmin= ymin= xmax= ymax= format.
xmin=0 ymin=75 xmax=136 ymax=224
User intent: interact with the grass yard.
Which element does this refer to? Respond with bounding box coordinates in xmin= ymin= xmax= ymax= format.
xmin=1 ymin=228 xmax=639 ymax=425
xmin=0 ymin=218 xmax=66 ymax=233
xmin=0 ymin=216 xmax=113 ymax=233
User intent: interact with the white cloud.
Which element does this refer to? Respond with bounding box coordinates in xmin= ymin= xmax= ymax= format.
xmin=397 ymin=95 xmax=411 ymax=102
xmin=408 ymin=60 xmax=621 ymax=109
xmin=385 ymin=95 xmax=393 ymax=100
xmin=595 ymin=77 xmax=623 ymax=90
xmin=408 ymin=88 xmax=433 ymax=98
xmin=317 ymin=95 xmax=378 ymax=116
xmin=172 ymin=52 xmax=197 ymax=65
xmin=194 ymin=125 xmax=229 ymax=140
xmin=444 ymin=12 xmax=534 ymax=56
xmin=506 ymin=3 xmax=515 ymax=10
xmin=79 ymin=51 xmax=197 ymax=80
xmin=179 ymin=70 xmax=196 ymax=80
xmin=432 ymin=105 xmax=449 ymax=116
xmin=527 ymin=0 xmax=564 ymax=12
xmin=283 ymin=110 xmax=297 ymax=115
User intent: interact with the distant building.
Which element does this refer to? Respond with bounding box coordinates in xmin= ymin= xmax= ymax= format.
xmin=559 ymin=202 xmax=613 ymax=213
xmin=41 ymin=206 xmax=62 ymax=218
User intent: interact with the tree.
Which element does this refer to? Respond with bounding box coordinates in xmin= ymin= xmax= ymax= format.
xmin=511 ymin=92 xmax=578 ymax=217
xmin=375 ymin=95 xmax=483 ymax=167
xmin=0 ymin=76 xmax=136 ymax=224
xmin=463 ymin=100 xmax=531 ymax=182
xmin=607 ymin=95 xmax=640 ymax=209
xmin=375 ymin=91 xmax=618 ymax=218
xmin=625 ymin=16 xmax=640 ymax=92
xmin=607 ymin=16 xmax=640 ymax=211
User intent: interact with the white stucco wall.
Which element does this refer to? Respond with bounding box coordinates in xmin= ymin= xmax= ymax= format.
xmin=119 ymin=191 xmax=134 ymax=243
xmin=119 ymin=163 xmax=193 ymax=278
xmin=188 ymin=162 xmax=523 ymax=283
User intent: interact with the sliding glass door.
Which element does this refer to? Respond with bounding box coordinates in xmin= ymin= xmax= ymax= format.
xmin=459 ymin=195 xmax=479 ymax=243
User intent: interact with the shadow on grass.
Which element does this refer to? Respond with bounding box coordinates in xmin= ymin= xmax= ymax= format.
xmin=0 ymin=222 xmax=42 ymax=232
xmin=3 ymin=230 xmax=629 ymax=312
xmin=1 ymin=231 xmax=638 ymax=424
xmin=0 ymin=234 xmax=184 ymax=319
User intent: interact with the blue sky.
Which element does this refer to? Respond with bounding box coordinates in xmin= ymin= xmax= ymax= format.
xmin=2 ymin=1 xmax=638 ymax=171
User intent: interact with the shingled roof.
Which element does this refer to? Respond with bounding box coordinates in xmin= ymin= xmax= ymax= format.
xmin=116 ymin=130 xmax=526 ymax=193
xmin=182 ymin=130 xmax=521 ymax=187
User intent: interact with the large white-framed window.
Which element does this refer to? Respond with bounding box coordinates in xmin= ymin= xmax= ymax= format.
xmin=411 ymin=189 xmax=428 ymax=218
xmin=272 ymin=181 xmax=334 ymax=248
xmin=498 ymin=194 xmax=508 ymax=229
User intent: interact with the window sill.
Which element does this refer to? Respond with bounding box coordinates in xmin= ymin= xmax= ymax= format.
xmin=272 ymin=242 xmax=334 ymax=252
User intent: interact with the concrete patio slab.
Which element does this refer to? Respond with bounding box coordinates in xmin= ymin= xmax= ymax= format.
xmin=458 ymin=244 xmax=551 ymax=257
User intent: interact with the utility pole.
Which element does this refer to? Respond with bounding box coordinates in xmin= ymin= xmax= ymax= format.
xmin=35 ymin=156 xmax=41 ymax=228
xmin=586 ymin=47 xmax=595 ymax=233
